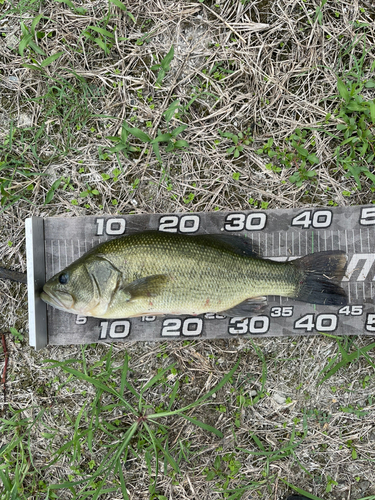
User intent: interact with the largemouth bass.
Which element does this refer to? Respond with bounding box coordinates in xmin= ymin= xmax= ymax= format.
xmin=41 ymin=231 xmax=347 ymax=318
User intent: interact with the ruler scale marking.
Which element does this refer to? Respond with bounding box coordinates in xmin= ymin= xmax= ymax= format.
xmin=26 ymin=206 xmax=375 ymax=347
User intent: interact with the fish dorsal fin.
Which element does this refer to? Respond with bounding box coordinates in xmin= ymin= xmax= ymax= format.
xmin=120 ymin=275 xmax=170 ymax=302
xmin=196 ymin=234 xmax=260 ymax=257
xmin=221 ymin=296 xmax=268 ymax=317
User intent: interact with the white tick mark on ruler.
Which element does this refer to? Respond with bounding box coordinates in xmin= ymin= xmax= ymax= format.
xmin=58 ymin=240 xmax=61 ymax=272
xmin=285 ymin=232 xmax=288 ymax=256
xmin=258 ymin=232 xmax=261 ymax=255
xmin=352 ymin=229 xmax=355 ymax=253
xmin=51 ymin=240 xmax=55 ymax=276
xmin=265 ymin=232 xmax=267 ymax=257
xmin=345 ymin=230 xmax=348 ymax=255
xmin=368 ymin=228 xmax=371 ymax=253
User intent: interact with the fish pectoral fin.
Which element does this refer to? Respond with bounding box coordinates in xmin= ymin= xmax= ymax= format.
xmin=220 ymin=296 xmax=268 ymax=317
xmin=121 ymin=274 xmax=170 ymax=302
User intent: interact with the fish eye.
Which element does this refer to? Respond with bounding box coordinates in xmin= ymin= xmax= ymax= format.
xmin=58 ymin=273 xmax=69 ymax=285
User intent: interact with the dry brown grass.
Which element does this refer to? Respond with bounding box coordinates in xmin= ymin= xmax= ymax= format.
xmin=1 ymin=0 xmax=375 ymax=498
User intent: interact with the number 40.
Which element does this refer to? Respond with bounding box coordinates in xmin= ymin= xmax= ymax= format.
xmin=291 ymin=210 xmax=332 ymax=229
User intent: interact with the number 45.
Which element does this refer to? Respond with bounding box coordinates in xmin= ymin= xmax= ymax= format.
xmin=338 ymin=306 xmax=363 ymax=316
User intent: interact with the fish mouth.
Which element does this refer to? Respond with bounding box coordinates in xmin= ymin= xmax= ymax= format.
xmin=40 ymin=289 xmax=74 ymax=311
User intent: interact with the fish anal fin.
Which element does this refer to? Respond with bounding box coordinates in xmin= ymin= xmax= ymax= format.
xmin=221 ymin=296 xmax=268 ymax=317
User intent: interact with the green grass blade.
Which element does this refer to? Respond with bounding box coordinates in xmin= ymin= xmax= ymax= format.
xmin=337 ymin=77 xmax=350 ymax=103
xmin=280 ymin=479 xmax=324 ymax=500
xmin=362 ymin=351 xmax=375 ymax=369
xmin=182 ymin=413 xmax=223 ymax=438
xmin=167 ymin=379 xmax=179 ymax=410
xmin=19 ymin=33 xmax=33 ymax=56
xmin=318 ymin=341 xmax=375 ymax=384
xmin=152 ymin=141 xmax=162 ymax=163
xmin=250 ymin=433 xmax=266 ymax=452
xmin=143 ymin=423 xmax=159 ymax=488
xmin=109 ymin=0 xmax=135 ymax=22
xmin=108 ymin=0 xmax=127 ymax=10
xmin=22 ymin=63 xmax=43 ymax=71
xmin=31 ymin=14 xmax=45 ymax=34
xmin=28 ymin=39 xmax=46 ymax=56
xmin=148 ymin=359 xmax=240 ymax=419
xmin=43 ymin=360 xmax=137 ymax=414
xmin=161 ymin=45 xmax=174 ymax=71
xmin=54 ymin=0 xmax=86 ymax=13
xmin=155 ymin=68 xmax=166 ymax=86
xmin=140 ymin=363 xmax=176 ymax=394
xmin=163 ymin=100 xmax=180 ymax=122
xmin=144 ymin=422 xmax=180 ymax=474
xmin=94 ymin=38 xmax=111 ymax=55
xmin=123 ymin=379 xmax=142 ymax=399
xmin=193 ymin=358 xmax=240 ymax=407
xmin=0 ymin=469 xmax=11 ymax=490
xmin=120 ymin=353 xmax=129 ymax=396
xmin=171 ymin=124 xmax=188 ymax=136
xmin=86 ymin=26 xmax=115 ymax=38
xmin=369 ymin=101 xmax=375 ymax=124
xmin=117 ymin=459 xmax=130 ymax=500
xmin=336 ymin=338 xmax=350 ymax=363
xmin=40 ymin=52 xmax=64 ymax=67
xmin=122 ymin=125 xmax=151 ymax=143
xmin=174 ymin=140 xmax=189 ymax=148
xmin=364 ymin=170 xmax=375 ymax=183
xmin=152 ymin=133 xmax=173 ymax=143
xmin=50 ymin=423 xmax=138 ymax=489
xmin=44 ymin=177 xmax=62 ymax=204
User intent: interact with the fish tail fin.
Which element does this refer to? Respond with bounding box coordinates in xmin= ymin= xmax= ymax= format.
xmin=292 ymin=251 xmax=348 ymax=305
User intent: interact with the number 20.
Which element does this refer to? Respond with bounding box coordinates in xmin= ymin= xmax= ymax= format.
xmin=159 ymin=215 xmax=200 ymax=233
xmin=161 ymin=318 xmax=203 ymax=336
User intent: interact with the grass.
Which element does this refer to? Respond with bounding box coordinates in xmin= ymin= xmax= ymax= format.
xmin=40 ymin=348 xmax=239 ymax=498
xmin=1 ymin=0 xmax=375 ymax=498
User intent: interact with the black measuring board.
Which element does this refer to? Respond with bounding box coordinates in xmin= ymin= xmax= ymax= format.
xmin=26 ymin=205 xmax=375 ymax=348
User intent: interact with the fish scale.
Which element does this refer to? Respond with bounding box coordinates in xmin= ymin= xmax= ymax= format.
xmin=41 ymin=231 xmax=348 ymax=319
